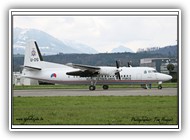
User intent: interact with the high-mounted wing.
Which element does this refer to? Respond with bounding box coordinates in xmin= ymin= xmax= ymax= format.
xmin=66 ymin=63 xmax=100 ymax=77
xmin=66 ymin=70 xmax=99 ymax=77
xmin=66 ymin=63 xmax=100 ymax=71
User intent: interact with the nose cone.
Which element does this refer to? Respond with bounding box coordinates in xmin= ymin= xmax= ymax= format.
xmin=166 ymin=75 xmax=172 ymax=81
xmin=158 ymin=73 xmax=172 ymax=81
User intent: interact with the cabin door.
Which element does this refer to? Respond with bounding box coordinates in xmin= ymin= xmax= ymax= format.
xmin=136 ymin=73 xmax=142 ymax=80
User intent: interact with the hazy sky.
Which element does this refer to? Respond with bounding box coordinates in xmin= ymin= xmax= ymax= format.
xmin=13 ymin=15 xmax=177 ymax=52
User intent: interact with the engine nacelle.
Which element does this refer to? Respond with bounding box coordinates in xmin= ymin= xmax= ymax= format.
xmin=99 ymin=67 xmax=121 ymax=75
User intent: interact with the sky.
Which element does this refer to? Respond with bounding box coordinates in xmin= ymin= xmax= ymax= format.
xmin=13 ymin=15 xmax=177 ymax=53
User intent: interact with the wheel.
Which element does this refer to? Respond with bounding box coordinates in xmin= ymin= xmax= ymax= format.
xmin=158 ymin=85 xmax=162 ymax=90
xmin=89 ymin=85 xmax=96 ymax=91
xmin=102 ymin=85 xmax=109 ymax=90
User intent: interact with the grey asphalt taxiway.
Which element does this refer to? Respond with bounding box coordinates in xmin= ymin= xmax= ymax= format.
xmin=13 ymin=88 xmax=177 ymax=97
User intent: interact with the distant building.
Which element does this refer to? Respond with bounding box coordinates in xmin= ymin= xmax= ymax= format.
xmin=140 ymin=58 xmax=178 ymax=74
xmin=13 ymin=72 xmax=39 ymax=85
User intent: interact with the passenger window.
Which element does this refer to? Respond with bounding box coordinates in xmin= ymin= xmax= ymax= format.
xmin=144 ymin=70 xmax=147 ymax=74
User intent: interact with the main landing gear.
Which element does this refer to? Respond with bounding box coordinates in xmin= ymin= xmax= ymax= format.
xmin=102 ymin=85 xmax=109 ymax=90
xmin=89 ymin=78 xmax=96 ymax=91
xmin=89 ymin=77 xmax=109 ymax=91
xmin=89 ymin=85 xmax=109 ymax=91
xmin=89 ymin=85 xmax=96 ymax=91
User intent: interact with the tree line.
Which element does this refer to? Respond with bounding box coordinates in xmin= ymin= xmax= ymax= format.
xmin=13 ymin=51 xmax=171 ymax=72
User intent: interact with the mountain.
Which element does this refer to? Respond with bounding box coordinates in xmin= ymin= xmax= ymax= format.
xmin=63 ymin=40 xmax=98 ymax=54
xmin=13 ymin=28 xmax=98 ymax=55
xmin=137 ymin=45 xmax=177 ymax=57
xmin=111 ymin=45 xmax=134 ymax=53
xmin=151 ymin=45 xmax=177 ymax=57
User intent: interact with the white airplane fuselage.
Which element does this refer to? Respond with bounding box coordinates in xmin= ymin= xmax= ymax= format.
xmin=22 ymin=41 xmax=172 ymax=90
xmin=22 ymin=61 xmax=172 ymax=85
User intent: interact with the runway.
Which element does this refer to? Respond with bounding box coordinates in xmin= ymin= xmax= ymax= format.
xmin=13 ymin=88 xmax=177 ymax=97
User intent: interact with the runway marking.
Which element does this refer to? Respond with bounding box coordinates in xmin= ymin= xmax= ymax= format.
xmin=13 ymin=88 xmax=177 ymax=97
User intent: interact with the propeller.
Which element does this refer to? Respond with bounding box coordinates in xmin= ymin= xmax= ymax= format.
xmin=128 ymin=61 xmax=132 ymax=67
xmin=115 ymin=60 xmax=121 ymax=80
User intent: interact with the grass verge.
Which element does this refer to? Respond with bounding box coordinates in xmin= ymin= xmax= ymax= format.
xmin=13 ymin=96 xmax=178 ymax=125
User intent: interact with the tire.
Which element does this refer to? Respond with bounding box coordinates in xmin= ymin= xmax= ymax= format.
xmin=158 ymin=85 xmax=162 ymax=90
xmin=89 ymin=85 xmax=96 ymax=91
xmin=102 ymin=85 xmax=109 ymax=90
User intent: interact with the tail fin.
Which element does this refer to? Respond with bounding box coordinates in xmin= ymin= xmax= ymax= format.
xmin=24 ymin=41 xmax=43 ymax=68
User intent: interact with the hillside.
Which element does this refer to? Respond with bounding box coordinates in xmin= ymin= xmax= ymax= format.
xmin=137 ymin=45 xmax=177 ymax=56
xmin=13 ymin=52 xmax=169 ymax=72
xmin=13 ymin=27 xmax=98 ymax=55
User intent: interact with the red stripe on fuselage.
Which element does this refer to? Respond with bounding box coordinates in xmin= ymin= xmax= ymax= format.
xmin=29 ymin=77 xmax=159 ymax=85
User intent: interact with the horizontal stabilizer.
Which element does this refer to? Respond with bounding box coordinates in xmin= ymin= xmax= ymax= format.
xmin=24 ymin=65 xmax=41 ymax=71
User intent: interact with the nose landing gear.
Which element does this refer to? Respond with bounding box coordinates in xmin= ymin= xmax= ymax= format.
xmin=158 ymin=81 xmax=162 ymax=90
xmin=158 ymin=84 xmax=162 ymax=89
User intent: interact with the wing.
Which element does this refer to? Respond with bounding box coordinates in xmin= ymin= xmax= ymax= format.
xmin=66 ymin=63 xmax=100 ymax=71
xmin=66 ymin=63 xmax=100 ymax=77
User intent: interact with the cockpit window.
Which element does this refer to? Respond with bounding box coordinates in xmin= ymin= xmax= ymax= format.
xmin=145 ymin=70 xmax=157 ymax=73
xmin=152 ymin=70 xmax=157 ymax=73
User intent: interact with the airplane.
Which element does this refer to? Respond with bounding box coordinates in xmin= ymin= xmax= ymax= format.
xmin=21 ymin=41 xmax=172 ymax=90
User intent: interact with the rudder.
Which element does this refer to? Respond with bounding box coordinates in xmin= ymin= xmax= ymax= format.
xmin=24 ymin=41 xmax=43 ymax=67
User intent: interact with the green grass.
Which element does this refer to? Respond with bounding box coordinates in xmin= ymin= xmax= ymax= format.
xmin=13 ymin=96 xmax=178 ymax=125
xmin=13 ymin=83 xmax=177 ymax=90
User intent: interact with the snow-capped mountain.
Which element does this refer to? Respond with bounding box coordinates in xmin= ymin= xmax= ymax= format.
xmin=13 ymin=28 xmax=98 ymax=55
xmin=63 ymin=40 xmax=98 ymax=54
xmin=111 ymin=45 xmax=134 ymax=53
